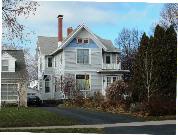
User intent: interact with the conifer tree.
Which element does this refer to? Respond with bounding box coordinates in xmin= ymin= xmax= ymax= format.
xmin=132 ymin=33 xmax=150 ymax=102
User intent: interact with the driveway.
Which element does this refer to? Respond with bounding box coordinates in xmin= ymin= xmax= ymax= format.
xmin=40 ymin=107 xmax=143 ymax=124
xmin=39 ymin=107 xmax=176 ymax=134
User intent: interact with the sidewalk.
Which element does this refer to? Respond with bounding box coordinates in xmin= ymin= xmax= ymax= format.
xmin=0 ymin=120 xmax=175 ymax=130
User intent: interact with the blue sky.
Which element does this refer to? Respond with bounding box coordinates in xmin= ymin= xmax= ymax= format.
xmin=6 ymin=2 xmax=164 ymax=54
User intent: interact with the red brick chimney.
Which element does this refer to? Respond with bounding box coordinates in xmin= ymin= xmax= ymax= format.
xmin=57 ymin=15 xmax=63 ymax=44
xmin=67 ymin=27 xmax=73 ymax=36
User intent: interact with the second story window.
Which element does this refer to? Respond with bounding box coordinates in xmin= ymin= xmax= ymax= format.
xmin=2 ymin=60 xmax=9 ymax=71
xmin=48 ymin=57 xmax=52 ymax=67
xmin=77 ymin=49 xmax=89 ymax=64
xmin=106 ymin=55 xmax=111 ymax=64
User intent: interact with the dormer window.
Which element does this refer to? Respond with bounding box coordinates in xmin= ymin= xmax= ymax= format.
xmin=77 ymin=38 xmax=82 ymax=44
xmin=2 ymin=60 xmax=9 ymax=71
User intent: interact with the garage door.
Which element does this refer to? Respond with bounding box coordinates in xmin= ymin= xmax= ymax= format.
xmin=1 ymin=84 xmax=18 ymax=101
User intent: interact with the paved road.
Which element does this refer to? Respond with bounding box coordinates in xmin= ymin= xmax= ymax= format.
xmin=104 ymin=124 xmax=176 ymax=134
xmin=39 ymin=107 xmax=176 ymax=134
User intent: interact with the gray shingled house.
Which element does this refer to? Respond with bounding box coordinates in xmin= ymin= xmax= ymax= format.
xmin=1 ymin=50 xmax=27 ymax=106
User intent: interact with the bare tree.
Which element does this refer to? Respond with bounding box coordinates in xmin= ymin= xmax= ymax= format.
xmin=17 ymin=68 xmax=28 ymax=108
xmin=55 ymin=74 xmax=78 ymax=99
xmin=115 ymin=28 xmax=142 ymax=80
xmin=160 ymin=3 xmax=178 ymax=30
xmin=2 ymin=0 xmax=39 ymax=44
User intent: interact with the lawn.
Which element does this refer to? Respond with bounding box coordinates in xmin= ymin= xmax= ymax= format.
xmin=0 ymin=128 xmax=103 ymax=133
xmin=0 ymin=107 xmax=77 ymax=127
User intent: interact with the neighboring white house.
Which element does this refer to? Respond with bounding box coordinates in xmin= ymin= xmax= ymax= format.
xmin=28 ymin=80 xmax=38 ymax=89
xmin=1 ymin=50 xmax=27 ymax=106
xmin=36 ymin=15 xmax=129 ymax=100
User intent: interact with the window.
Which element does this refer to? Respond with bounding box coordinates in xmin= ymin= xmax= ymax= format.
xmin=1 ymin=84 xmax=18 ymax=101
xmin=77 ymin=38 xmax=89 ymax=44
xmin=106 ymin=76 xmax=118 ymax=87
xmin=2 ymin=60 xmax=9 ymax=71
xmin=44 ymin=75 xmax=50 ymax=93
xmin=76 ymin=75 xmax=90 ymax=91
xmin=83 ymin=38 xmax=89 ymax=44
xmin=106 ymin=55 xmax=111 ymax=64
xmin=48 ymin=57 xmax=52 ymax=67
xmin=54 ymin=77 xmax=57 ymax=92
xmin=77 ymin=38 xmax=82 ymax=44
xmin=107 ymin=77 xmax=112 ymax=86
xmin=77 ymin=49 xmax=89 ymax=64
xmin=113 ymin=77 xmax=117 ymax=82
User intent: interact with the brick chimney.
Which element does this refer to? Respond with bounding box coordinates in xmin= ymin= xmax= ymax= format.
xmin=67 ymin=27 xmax=73 ymax=36
xmin=57 ymin=15 xmax=63 ymax=45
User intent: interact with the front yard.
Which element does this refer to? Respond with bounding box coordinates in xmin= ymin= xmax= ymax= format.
xmin=0 ymin=107 xmax=77 ymax=127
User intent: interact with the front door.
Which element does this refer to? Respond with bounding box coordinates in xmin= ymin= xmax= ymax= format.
xmin=103 ymin=76 xmax=118 ymax=95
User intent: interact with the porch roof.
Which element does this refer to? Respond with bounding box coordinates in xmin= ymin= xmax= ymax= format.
xmin=97 ymin=69 xmax=130 ymax=74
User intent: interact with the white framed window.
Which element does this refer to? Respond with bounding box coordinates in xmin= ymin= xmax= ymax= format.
xmin=106 ymin=76 xmax=118 ymax=87
xmin=2 ymin=60 xmax=9 ymax=71
xmin=77 ymin=38 xmax=82 ymax=44
xmin=77 ymin=49 xmax=89 ymax=64
xmin=44 ymin=75 xmax=50 ymax=93
xmin=83 ymin=38 xmax=89 ymax=44
xmin=1 ymin=83 xmax=18 ymax=101
xmin=76 ymin=74 xmax=90 ymax=91
xmin=106 ymin=55 xmax=111 ymax=64
xmin=107 ymin=77 xmax=112 ymax=86
xmin=48 ymin=57 xmax=52 ymax=67
xmin=77 ymin=38 xmax=89 ymax=44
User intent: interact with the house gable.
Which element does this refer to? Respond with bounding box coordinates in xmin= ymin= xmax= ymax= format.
xmin=66 ymin=28 xmax=99 ymax=49
xmin=2 ymin=52 xmax=16 ymax=72
xmin=2 ymin=52 xmax=16 ymax=60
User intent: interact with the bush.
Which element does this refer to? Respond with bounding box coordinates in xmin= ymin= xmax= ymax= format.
xmin=147 ymin=95 xmax=176 ymax=116
xmin=106 ymin=80 xmax=129 ymax=102
xmin=105 ymin=80 xmax=131 ymax=111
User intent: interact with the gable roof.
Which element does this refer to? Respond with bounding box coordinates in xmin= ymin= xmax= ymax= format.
xmin=37 ymin=24 xmax=120 ymax=56
xmin=2 ymin=52 xmax=17 ymax=60
xmin=37 ymin=36 xmax=58 ymax=55
xmin=95 ymin=35 xmax=120 ymax=52
xmin=1 ymin=50 xmax=27 ymax=80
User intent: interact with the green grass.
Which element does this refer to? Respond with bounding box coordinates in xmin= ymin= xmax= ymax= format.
xmin=0 ymin=128 xmax=103 ymax=133
xmin=0 ymin=107 xmax=78 ymax=127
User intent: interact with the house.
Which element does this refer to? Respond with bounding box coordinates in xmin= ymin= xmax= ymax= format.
xmin=37 ymin=15 xmax=129 ymax=100
xmin=27 ymin=80 xmax=41 ymax=98
xmin=1 ymin=50 xmax=27 ymax=106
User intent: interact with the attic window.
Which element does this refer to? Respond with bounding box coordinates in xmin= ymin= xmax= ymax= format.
xmin=77 ymin=38 xmax=82 ymax=44
xmin=83 ymin=38 xmax=89 ymax=44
